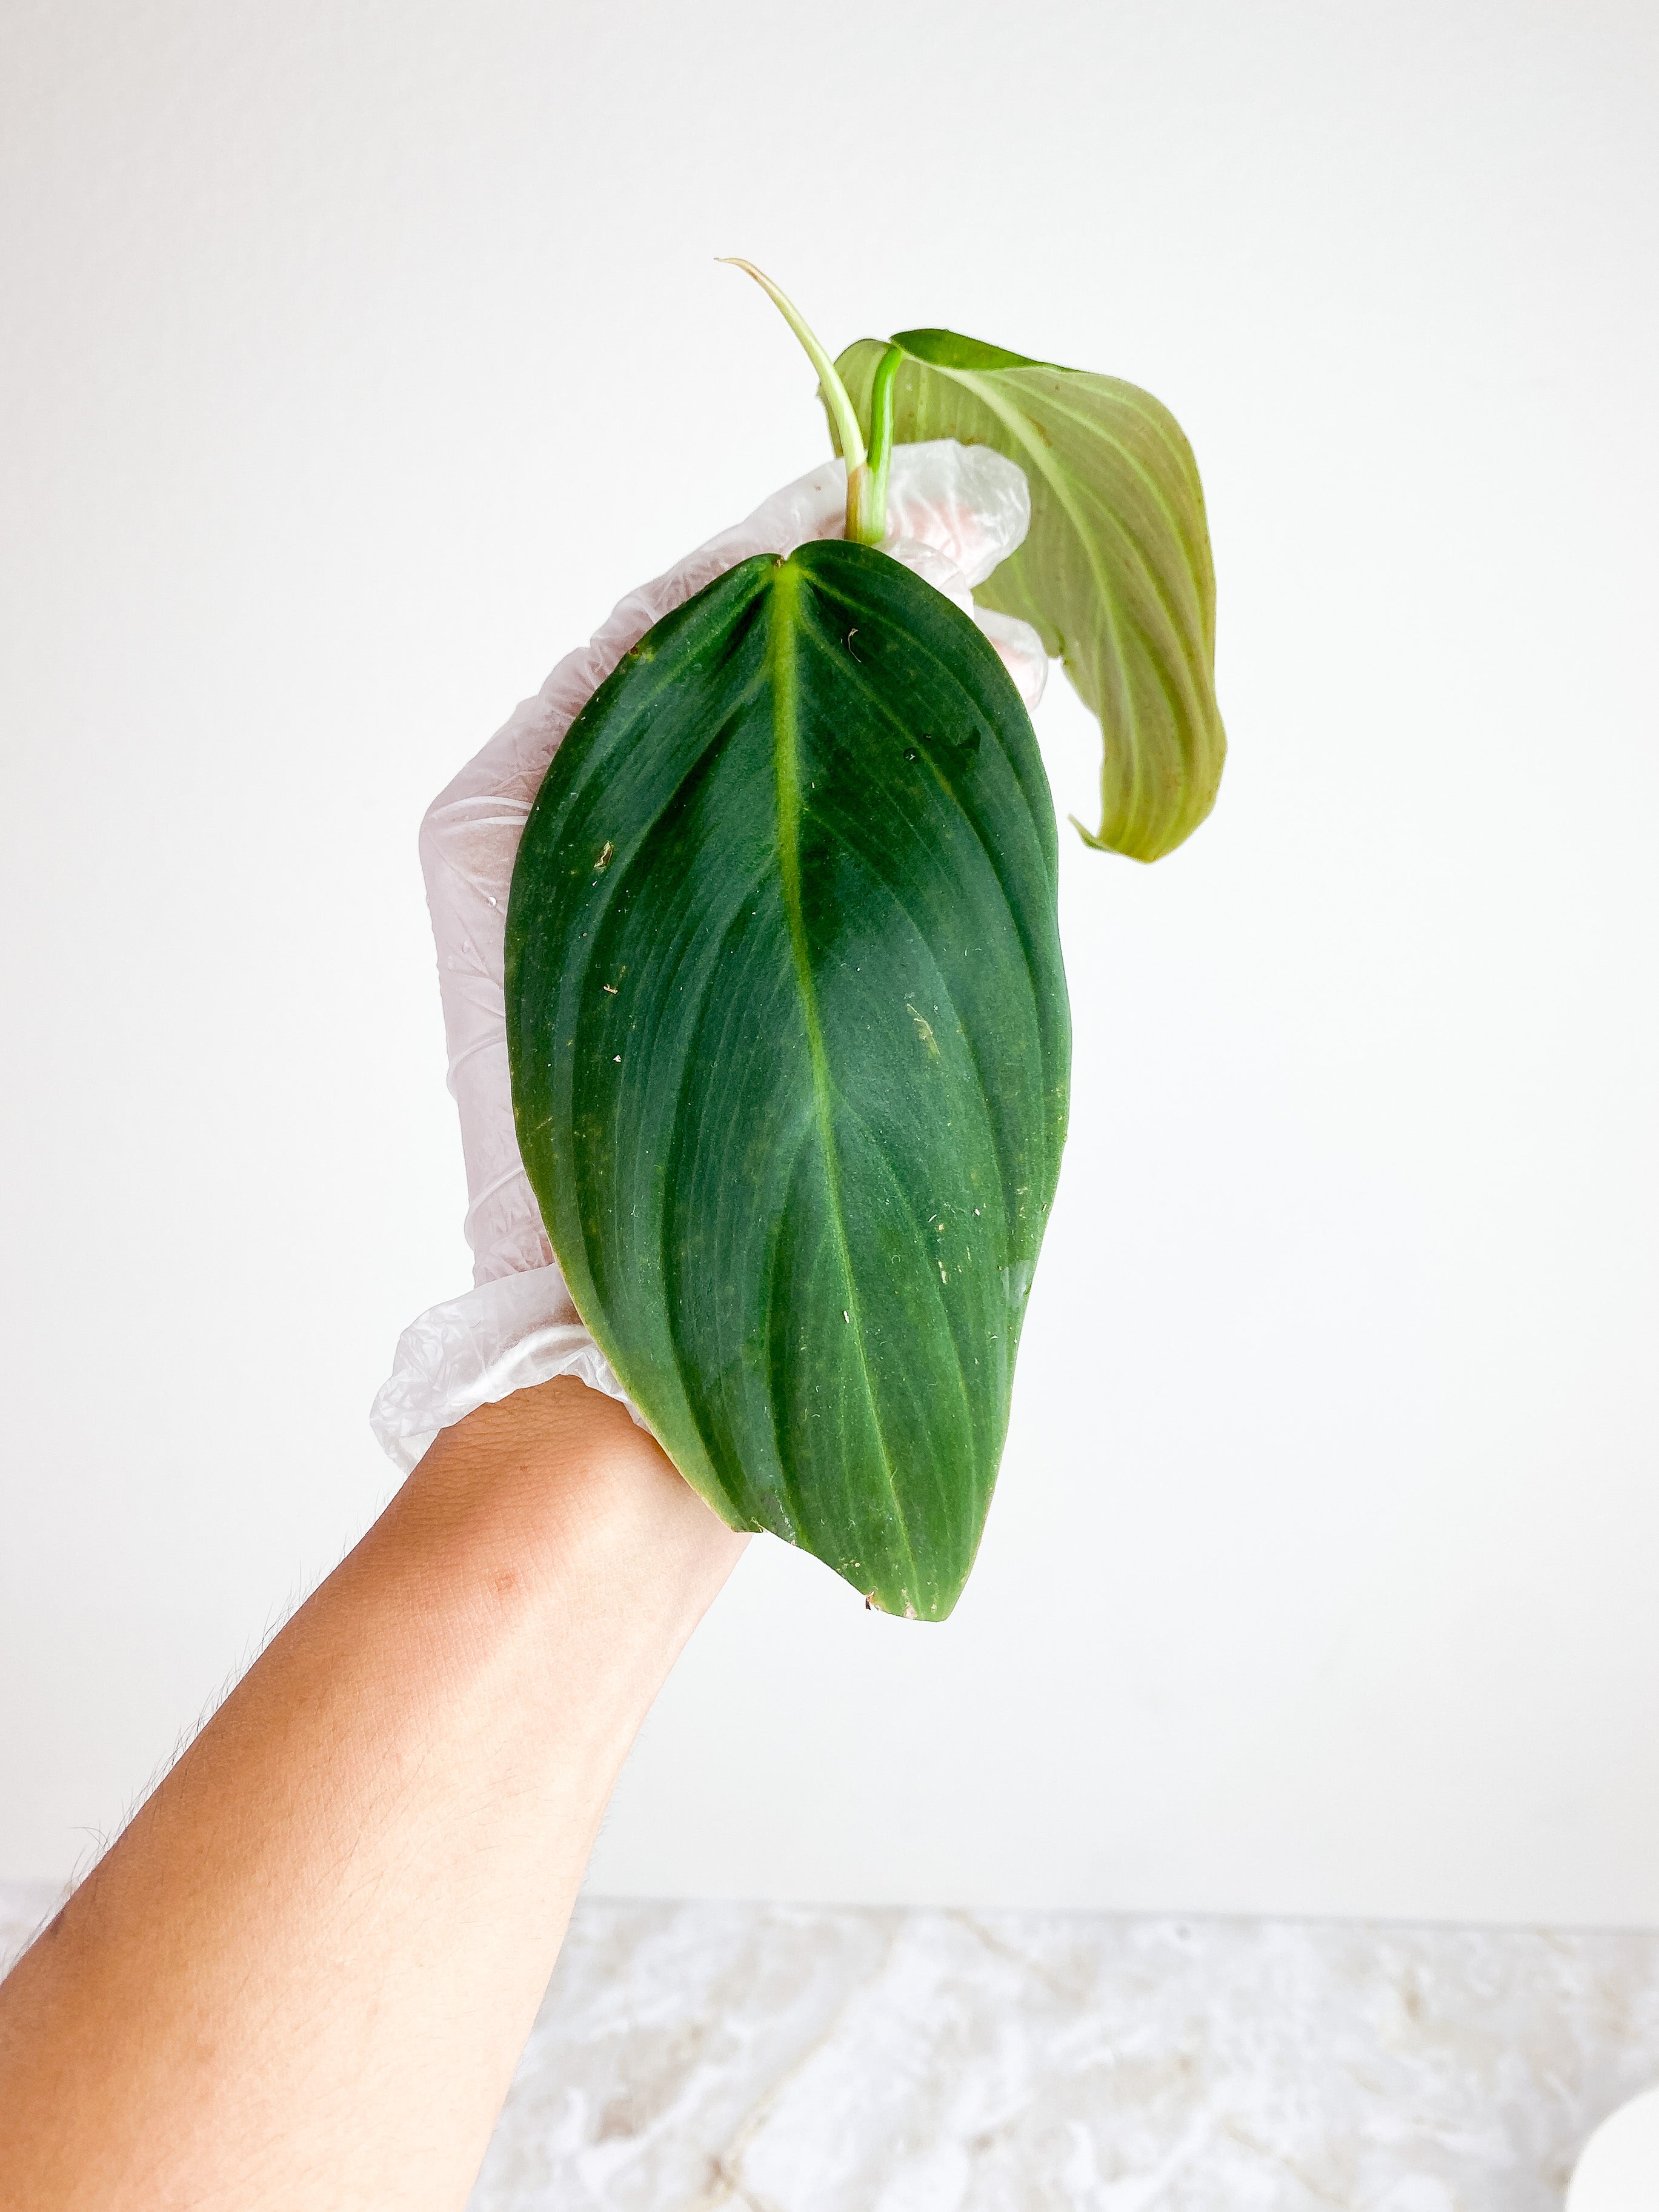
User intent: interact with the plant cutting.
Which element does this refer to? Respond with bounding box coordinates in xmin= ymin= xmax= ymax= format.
xmin=502 ymin=267 xmax=1225 ymax=1619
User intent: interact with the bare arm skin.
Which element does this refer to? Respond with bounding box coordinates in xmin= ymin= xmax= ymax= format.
xmin=0 ymin=1379 xmax=746 ymax=2210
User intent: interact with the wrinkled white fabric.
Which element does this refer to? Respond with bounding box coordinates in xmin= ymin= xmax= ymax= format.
xmin=370 ymin=1273 xmax=639 ymax=1476
xmin=370 ymin=442 xmax=1045 ymax=1473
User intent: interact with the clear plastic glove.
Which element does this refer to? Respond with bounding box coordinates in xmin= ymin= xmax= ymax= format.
xmin=370 ymin=441 xmax=1048 ymax=1475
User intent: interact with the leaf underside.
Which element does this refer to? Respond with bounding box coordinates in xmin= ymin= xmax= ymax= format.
xmin=505 ymin=542 xmax=1069 ymax=1619
xmin=833 ymin=331 xmax=1226 ymax=863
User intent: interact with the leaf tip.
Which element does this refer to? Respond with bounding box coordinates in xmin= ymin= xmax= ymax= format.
xmin=1069 ymin=810 xmax=1192 ymax=865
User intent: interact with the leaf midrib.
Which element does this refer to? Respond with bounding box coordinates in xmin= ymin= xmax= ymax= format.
xmin=940 ymin=367 xmax=1152 ymax=834
xmin=768 ymin=563 xmax=923 ymax=1611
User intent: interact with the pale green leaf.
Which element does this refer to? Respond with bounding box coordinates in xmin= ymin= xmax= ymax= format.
xmin=834 ymin=330 xmax=1225 ymax=862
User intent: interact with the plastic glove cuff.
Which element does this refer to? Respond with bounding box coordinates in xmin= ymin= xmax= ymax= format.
xmin=369 ymin=1267 xmax=643 ymax=1475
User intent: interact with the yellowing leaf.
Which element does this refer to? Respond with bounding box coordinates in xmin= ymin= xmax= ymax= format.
xmin=834 ymin=331 xmax=1226 ymax=862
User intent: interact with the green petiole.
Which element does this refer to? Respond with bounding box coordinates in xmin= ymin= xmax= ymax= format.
xmin=719 ymin=259 xmax=890 ymax=547
xmin=864 ymin=342 xmax=903 ymax=545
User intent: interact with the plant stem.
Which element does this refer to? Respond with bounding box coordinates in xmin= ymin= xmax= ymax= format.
xmin=719 ymin=259 xmax=884 ymax=546
xmin=864 ymin=344 xmax=903 ymax=545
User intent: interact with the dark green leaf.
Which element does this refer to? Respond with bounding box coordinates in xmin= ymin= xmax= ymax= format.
xmin=833 ymin=331 xmax=1226 ymax=862
xmin=505 ymin=541 xmax=1069 ymax=1618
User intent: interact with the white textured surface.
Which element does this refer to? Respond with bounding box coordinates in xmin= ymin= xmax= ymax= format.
xmin=468 ymin=1905 xmax=1659 ymax=2211
xmin=12 ymin=1887 xmax=1651 ymax=2207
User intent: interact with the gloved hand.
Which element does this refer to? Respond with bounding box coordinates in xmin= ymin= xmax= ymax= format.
xmin=370 ymin=441 xmax=1048 ymax=1475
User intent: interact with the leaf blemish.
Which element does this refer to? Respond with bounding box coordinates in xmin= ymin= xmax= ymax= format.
xmin=594 ymin=841 xmax=615 ymax=873
xmin=906 ymin=1000 xmax=940 ymax=1059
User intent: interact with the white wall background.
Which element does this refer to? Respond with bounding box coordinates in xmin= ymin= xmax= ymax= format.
xmin=2 ymin=0 xmax=1655 ymax=1924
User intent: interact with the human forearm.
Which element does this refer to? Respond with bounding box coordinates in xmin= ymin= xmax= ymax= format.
xmin=0 ymin=1379 xmax=745 ymax=2210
